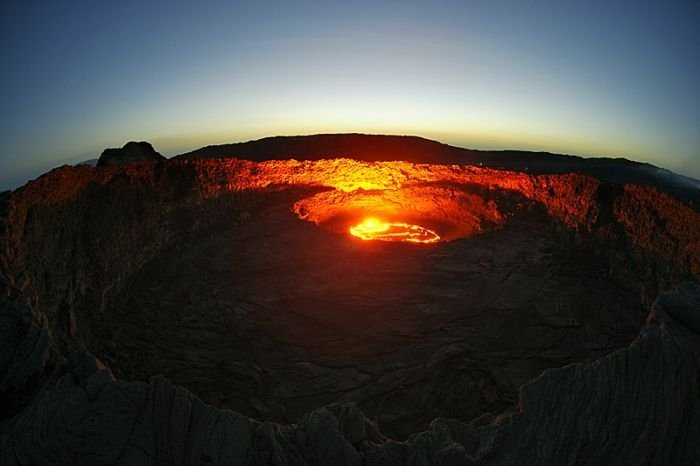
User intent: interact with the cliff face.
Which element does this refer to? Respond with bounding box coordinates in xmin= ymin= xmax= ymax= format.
xmin=0 ymin=162 xmax=257 ymax=354
xmin=1 ymin=157 xmax=699 ymax=464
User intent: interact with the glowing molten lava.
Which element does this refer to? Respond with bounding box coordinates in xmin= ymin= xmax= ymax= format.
xmin=349 ymin=217 xmax=440 ymax=244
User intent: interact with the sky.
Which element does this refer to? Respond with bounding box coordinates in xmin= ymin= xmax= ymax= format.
xmin=1 ymin=0 xmax=699 ymax=190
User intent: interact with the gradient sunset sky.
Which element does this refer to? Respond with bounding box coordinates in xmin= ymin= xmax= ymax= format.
xmin=1 ymin=1 xmax=699 ymax=190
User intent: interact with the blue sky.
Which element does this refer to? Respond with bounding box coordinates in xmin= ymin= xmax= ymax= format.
xmin=1 ymin=0 xmax=699 ymax=189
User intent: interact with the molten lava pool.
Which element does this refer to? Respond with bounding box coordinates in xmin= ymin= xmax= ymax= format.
xmin=349 ymin=217 xmax=440 ymax=243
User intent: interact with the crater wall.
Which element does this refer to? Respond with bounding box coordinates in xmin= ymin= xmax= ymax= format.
xmin=2 ymin=159 xmax=697 ymax=341
xmin=1 ymin=158 xmax=699 ymax=464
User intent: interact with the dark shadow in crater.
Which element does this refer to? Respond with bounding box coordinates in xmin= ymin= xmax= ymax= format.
xmin=90 ymin=185 xmax=647 ymax=439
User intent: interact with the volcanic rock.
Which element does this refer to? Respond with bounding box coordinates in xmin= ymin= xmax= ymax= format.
xmin=0 ymin=283 xmax=698 ymax=464
xmin=0 ymin=299 xmax=49 ymax=397
xmin=97 ymin=141 xmax=165 ymax=167
xmin=0 ymin=148 xmax=699 ymax=464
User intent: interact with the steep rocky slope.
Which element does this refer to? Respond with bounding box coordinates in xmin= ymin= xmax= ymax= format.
xmin=1 ymin=156 xmax=699 ymax=464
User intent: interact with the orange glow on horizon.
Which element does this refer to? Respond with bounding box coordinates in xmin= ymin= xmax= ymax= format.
xmin=348 ymin=217 xmax=440 ymax=244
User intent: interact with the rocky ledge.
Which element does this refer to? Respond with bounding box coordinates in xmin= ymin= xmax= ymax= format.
xmin=1 ymin=283 xmax=698 ymax=465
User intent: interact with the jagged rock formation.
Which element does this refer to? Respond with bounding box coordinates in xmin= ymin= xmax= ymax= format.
xmin=97 ymin=141 xmax=165 ymax=167
xmin=1 ymin=153 xmax=699 ymax=464
xmin=1 ymin=284 xmax=698 ymax=465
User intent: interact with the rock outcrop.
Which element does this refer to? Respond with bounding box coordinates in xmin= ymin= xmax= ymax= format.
xmin=97 ymin=141 xmax=165 ymax=167
xmin=1 ymin=283 xmax=698 ymax=465
xmin=175 ymin=134 xmax=700 ymax=206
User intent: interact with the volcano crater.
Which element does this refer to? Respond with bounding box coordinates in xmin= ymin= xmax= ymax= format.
xmin=2 ymin=157 xmax=698 ymax=445
xmin=84 ymin=172 xmax=654 ymax=438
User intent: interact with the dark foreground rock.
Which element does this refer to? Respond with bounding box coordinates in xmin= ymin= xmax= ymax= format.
xmin=1 ymin=283 xmax=698 ymax=465
xmin=0 ymin=299 xmax=49 ymax=419
xmin=97 ymin=141 xmax=165 ymax=167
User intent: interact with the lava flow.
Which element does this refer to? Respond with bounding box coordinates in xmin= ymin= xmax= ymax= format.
xmin=349 ymin=217 xmax=440 ymax=243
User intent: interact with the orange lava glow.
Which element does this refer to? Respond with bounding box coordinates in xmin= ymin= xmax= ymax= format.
xmin=349 ymin=217 xmax=441 ymax=244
